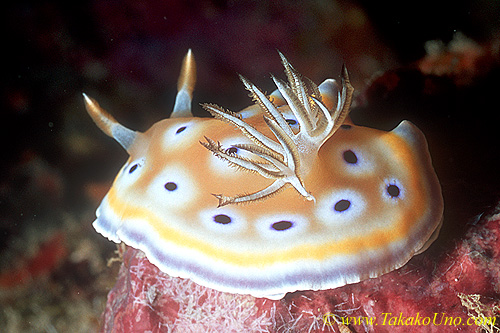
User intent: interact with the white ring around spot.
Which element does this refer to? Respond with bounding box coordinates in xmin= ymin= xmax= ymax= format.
xmin=256 ymin=213 xmax=308 ymax=240
xmin=315 ymin=189 xmax=367 ymax=227
xmin=199 ymin=207 xmax=247 ymax=234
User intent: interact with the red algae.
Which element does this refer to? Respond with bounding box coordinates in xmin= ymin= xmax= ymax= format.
xmin=102 ymin=247 xmax=279 ymax=332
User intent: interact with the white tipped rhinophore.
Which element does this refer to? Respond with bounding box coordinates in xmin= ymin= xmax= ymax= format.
xmin=171 ymin=49 xmax=197 ymax=118
xmin=82 ymin=49 xmax=197 ymax=150
xmin=82 ymin=93 xmax=137 ymax=151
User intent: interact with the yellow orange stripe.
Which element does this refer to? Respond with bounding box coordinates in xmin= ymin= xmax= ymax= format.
xmin=105 ymin=184 xmax=425 ymax=268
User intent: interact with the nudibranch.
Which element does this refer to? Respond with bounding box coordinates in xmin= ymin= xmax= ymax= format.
xmin=83 ymin=50 xmax=443 ymax=299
